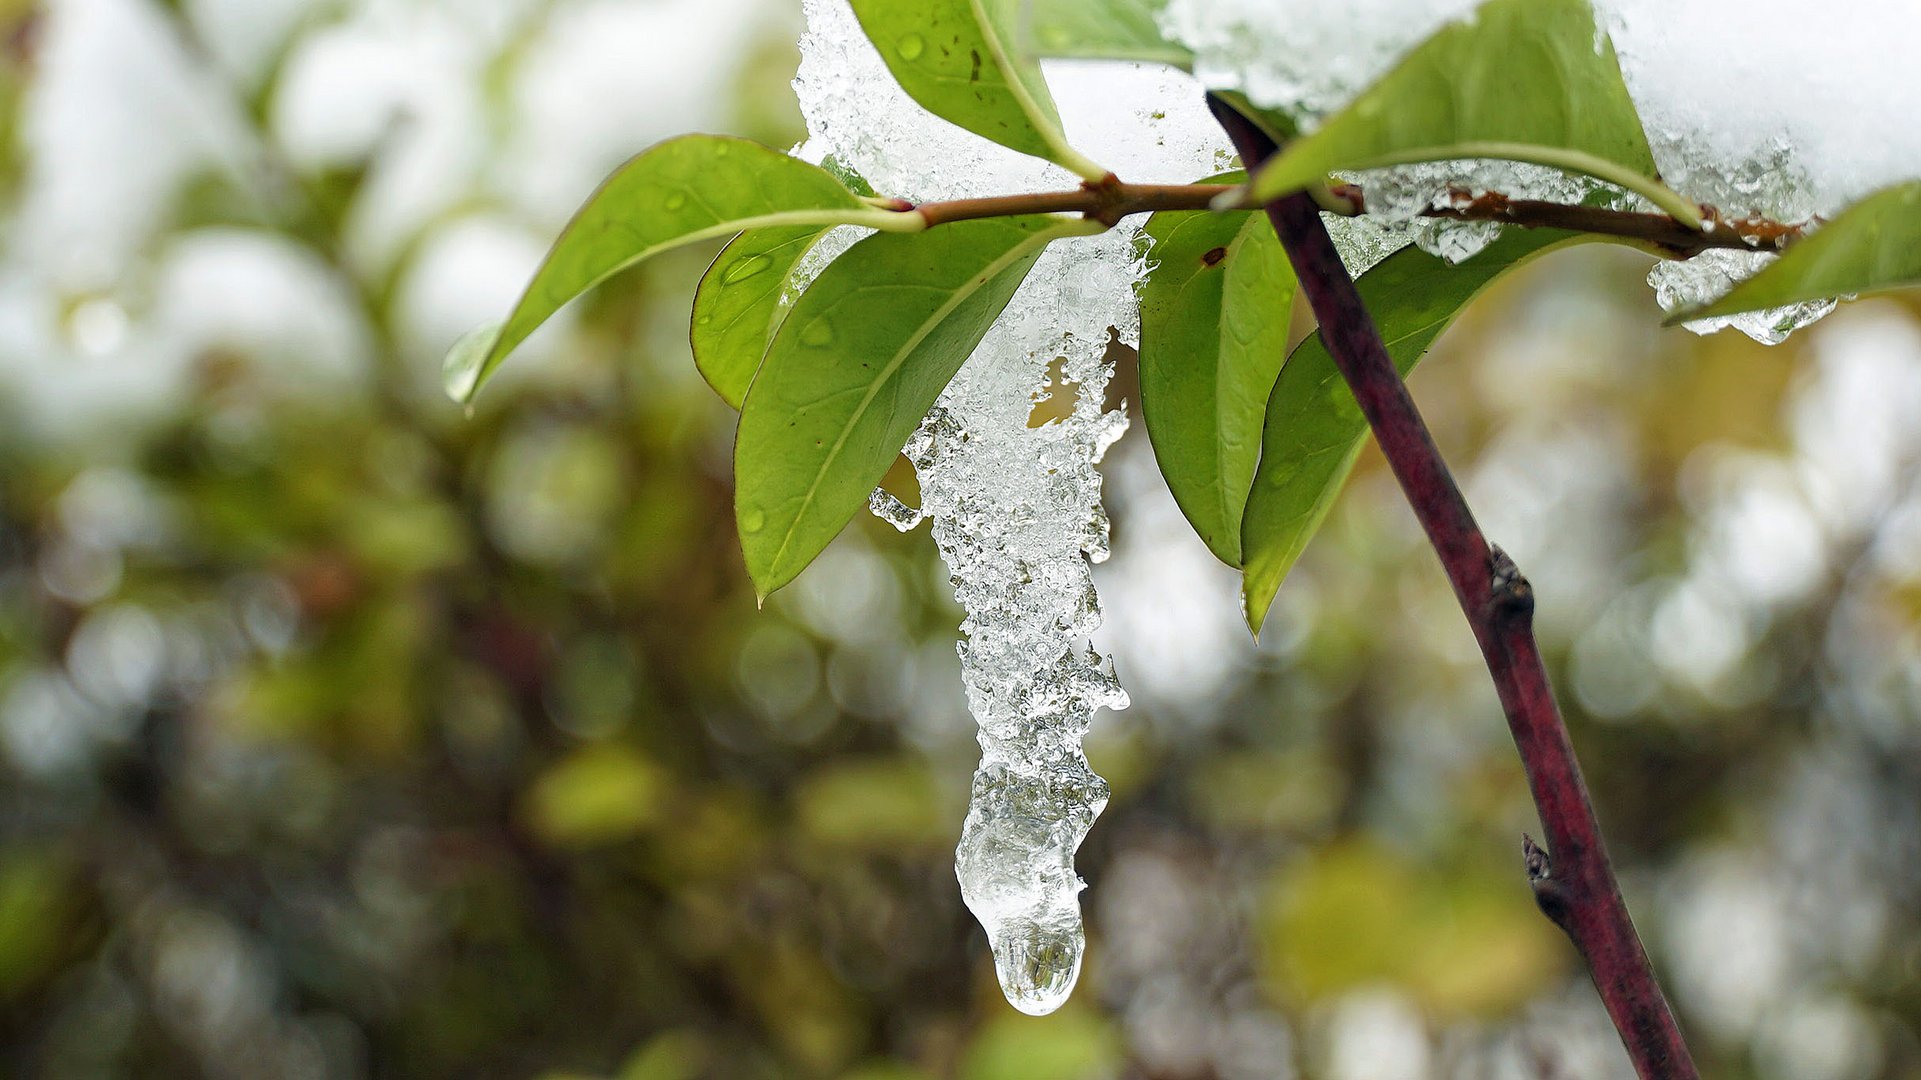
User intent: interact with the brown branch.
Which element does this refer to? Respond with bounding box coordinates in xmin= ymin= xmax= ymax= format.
xmin=1208 ymin=94 xmax=1700 ymax=1080
xmin=901 ymin=177 xmax=1802 ymax=257
xmin=908 ymin=180 xmax=1234 ymax=228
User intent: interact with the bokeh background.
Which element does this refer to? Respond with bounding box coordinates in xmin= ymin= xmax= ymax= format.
xmin=1 ymin=1 xmax=1919 ymax=1078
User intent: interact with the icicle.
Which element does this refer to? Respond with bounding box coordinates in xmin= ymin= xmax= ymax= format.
xmin=794 ymin=0 xmax=1226 ymax=1013
xmin=896 ymin=275 xmax=1135 ymax=1011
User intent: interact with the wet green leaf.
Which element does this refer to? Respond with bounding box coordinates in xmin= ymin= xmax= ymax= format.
xmin=1240 ymin=0 xmax=1699 ymax=226
xmin=1239 ymin=228 xmax=1581 ymax=635
xmin=444 ymin=135 xmax=908 ymax=403
xmin=1140 ymin=194 xmax=1295 ymax=566
xmin=736 ymin=215 xmax=1094 ymax=599
xmin=1673 ymin=181 xmax=1921 ymax=322
xmin=692 ymin=225 xmax=829 ymax=409
xmin=1016 ymin=0 xmax=1192 ymax=66
xmin=847 ymin=0 xmax=1105 ymax=179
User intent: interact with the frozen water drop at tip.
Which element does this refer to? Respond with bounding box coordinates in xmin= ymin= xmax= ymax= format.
xmin=989 ymin=917 xmax=1085 ymax=1016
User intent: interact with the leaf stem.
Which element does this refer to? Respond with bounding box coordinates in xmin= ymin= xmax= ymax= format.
xmin=1209 ymin=93 xmax=1702 ymax=1080
xmin=892 ymin=180 xmax=1799 ymax=257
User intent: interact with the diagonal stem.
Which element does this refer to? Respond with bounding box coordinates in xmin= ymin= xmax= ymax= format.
xmin=1208 ymin=94 xmax=1700 ymax=1079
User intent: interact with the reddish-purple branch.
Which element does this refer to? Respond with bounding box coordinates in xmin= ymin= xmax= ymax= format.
xmin=1208 ymin=95 xmax=1700 ymax=1079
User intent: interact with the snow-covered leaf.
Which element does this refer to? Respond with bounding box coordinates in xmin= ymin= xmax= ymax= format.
xmin=1671 ymin=181 xmax=1921 ymax=324
xmin=735 ymin=214 xmax=1096 ymax=598
xmin=847 ymin=0 xmax=1106 ymax=180
xmin=1239 ymin=0 xmax=1700 ymax=227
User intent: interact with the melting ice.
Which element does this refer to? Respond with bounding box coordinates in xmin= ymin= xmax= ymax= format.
xmin=795 ymin=0 xmax=1228 ymax=1013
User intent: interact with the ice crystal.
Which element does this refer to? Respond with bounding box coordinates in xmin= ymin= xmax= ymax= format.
xmin=1647 ymin=250 xmax=1841 ymax=347
xmin=1343 ymin=159 xmax=1618 ymax=264
xmin=794 ymin=0 xmax=1228 ymax=1014
xmin=1324 ymin=213 xmax=1409 ymax=277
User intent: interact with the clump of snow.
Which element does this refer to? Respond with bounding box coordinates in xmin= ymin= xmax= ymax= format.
xmin=794 ymin=0 xmax=1229 ymax=1014
xmin=1603 ymin=0 xmax=1920 ymax=343
xmin=1162 ymin=0 xmax=1921 ymax=339
xmin=1161 ymin=0 xmax=1482 ymax=128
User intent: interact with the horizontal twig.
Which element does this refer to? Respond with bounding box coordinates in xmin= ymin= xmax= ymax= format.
xmin=901 ymin=178 xmax=1805 ymax=258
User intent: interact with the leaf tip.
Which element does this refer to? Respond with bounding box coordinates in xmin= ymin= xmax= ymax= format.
xmin=1240 ymin=586 xmax=1270 ymax=642
xmin=1660 ymin=302 xmax=1722 ymax=328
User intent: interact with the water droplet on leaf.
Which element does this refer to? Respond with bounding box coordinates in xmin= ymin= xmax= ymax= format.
xmin=741 ymin=507 xmax=766 ymax=533
xmin=896 ymin=33 xmax=925 ymax=60
xmin=722 ymin=254 xmax=773 ymax=284
xmin=665 ymin=192 xmax=687 ymax=210
xmin=441 ymin=321 xmax=503 ymax=403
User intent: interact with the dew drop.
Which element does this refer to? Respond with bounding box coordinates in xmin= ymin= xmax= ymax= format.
xmin=896 ymin=33 xmax=925 ymax=60
xmin=722 ymin=254 xmax=773 ymax=284
xmin=799 ymin=320 xmax=835 ymax=347
xmin=665 ymin=192 xmax=687 ymax=210
xmin=741 ymin=507 xmax=766 ymax=533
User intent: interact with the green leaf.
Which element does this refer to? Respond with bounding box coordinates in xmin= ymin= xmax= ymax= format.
xmin=691 ymin=225 xmax=827 ymax=409
xmin=1140 ymin=199 xmax=1295 ymax=566
xmin=736 ymin=215 xmax=1098 ymax=598
xmin=443 ymin=135 xmax=912 ymax=403
xmin=1240 ymin=0 xmax=1701 ymax=227
xmin=1671 ymin=182 xmax=1921 ymax=323
xmin=1238 ymin=227 xmax=1583 ymax=635
xmin=847 ymin=0 xmax=1106 ymax=180
xmin=1016 ymin=0 xmax=1193 ymax=66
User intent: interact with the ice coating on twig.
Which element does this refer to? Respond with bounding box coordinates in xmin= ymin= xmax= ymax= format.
xmin=1647 ymin=250 xmax=1841 ymax=347
xmin=794 ymin=0 xmax=1228 ymax=1013
xmin=1163 ymin=0 xmax=1921 ymax=339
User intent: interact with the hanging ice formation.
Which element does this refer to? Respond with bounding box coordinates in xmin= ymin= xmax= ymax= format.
xmin=873 ymin=288 xmax=1132 ymax=1016
xmin=793 ymin=0 xmax=1230 ymax=1014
